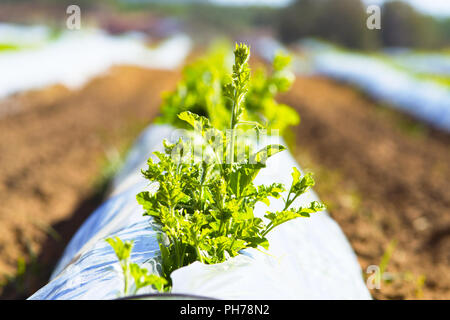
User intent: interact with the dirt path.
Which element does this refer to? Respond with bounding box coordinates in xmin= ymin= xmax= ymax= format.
xmin=0 ymin=66 xmax=180 ymax=298
xmin=280 ymin=76 xmax=450 ymax=299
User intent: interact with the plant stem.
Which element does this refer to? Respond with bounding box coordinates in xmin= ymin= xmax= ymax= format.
xmin=122 ymin=262 xmax=129 ymax=295
xmin=195 ymin=245 xmax=204 ymax=263
xmin=229 ymin=98 xmax=237 ymax=166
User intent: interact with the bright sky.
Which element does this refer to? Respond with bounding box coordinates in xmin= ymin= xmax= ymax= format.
xmin=210 ymin=0 xmax=450 ymax=17
xmin=363 ymin=0 xmax=450 ymax=18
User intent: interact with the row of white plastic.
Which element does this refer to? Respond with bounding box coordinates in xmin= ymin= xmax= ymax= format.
xmin=301 ymin=40 xmax=450 ymax=132
xmin=252 ymin=36 xmax=450 ymax=132
xmin=0 ymin=23 xmax=191 ymax=100
xmin=29 ymin=125 xmax=371 ymax=299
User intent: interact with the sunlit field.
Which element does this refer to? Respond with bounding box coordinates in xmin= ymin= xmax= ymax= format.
xmin=0 ymin=0 xmax=449 ymax=301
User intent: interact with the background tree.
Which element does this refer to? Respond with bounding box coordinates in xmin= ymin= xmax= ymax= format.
xmin=278 ymin=0 xmax=379 ymax=50
xmin=381 ymin=1 xmax=441 ymax=48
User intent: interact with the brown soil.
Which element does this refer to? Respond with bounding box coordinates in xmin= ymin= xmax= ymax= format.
xmin=280 ymin=76 xmax=450 ymax=299
xmin=0 ymin=66 xmax=180 ymax=298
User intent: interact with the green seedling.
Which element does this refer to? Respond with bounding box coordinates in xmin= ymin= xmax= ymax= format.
xmin=132 ymin=44 xmax=324 ymax=291
xmin=106 ymin=237 xmax=167 ymax=296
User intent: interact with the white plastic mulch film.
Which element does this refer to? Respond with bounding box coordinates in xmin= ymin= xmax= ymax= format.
xmin=299 ymin=40 xmax=450 ymax=133
xmin=0 ymin=23 xmax=191 ymax=100
xmin=252 ymin=37 xmax=450 ymax=133
xmin=29 ymin=124 xmax=371 ymax=300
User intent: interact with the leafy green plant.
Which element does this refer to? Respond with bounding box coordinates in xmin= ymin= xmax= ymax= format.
xmin=157 ymin=42 xmax=299 ymax=135
xmin=107 ymin=44 xmax=323 ymax=296
xmin=132 ymin=43 xmax=325 ymax=290
xmin=106 ymin=237 xmax=167 ymax=296
xmin=244 ymin=53 xmax=299 ymax=136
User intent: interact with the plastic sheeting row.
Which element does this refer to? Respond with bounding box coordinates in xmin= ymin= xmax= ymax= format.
xmin=300 ymin=40 xmax=450 ymax=133
xmin=29 ymin=124 xmax=371 ymax=300
xmin=252 ymin=37 xmax=450 ymax=133
xmin=0 ymin=23 xmax=191 ymax=100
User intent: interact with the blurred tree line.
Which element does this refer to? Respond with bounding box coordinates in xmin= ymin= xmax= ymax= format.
xmin=2 ymin=0 xmax=448 ymax=50
xmin=277 ymin=0 xmax=450 ymax=50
